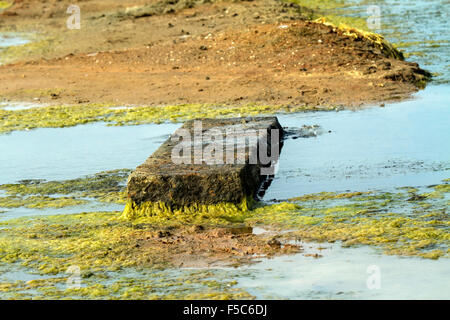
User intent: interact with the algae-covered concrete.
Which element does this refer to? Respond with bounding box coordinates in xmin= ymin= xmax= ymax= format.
xmin=125 ymin=117 xmax=284 ymax=217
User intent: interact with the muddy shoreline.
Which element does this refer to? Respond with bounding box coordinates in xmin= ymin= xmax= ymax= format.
xmin=0 ymin=0 xmax=430 ymax=107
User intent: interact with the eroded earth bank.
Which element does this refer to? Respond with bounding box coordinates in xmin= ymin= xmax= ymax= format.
xmin=0 ymin=0 xmax=430 ymax=106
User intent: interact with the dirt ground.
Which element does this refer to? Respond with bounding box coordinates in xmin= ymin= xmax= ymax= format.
xmin=132 ymin=224 xmax=302 ymax=268
xmin=0 ymin=0 xmax=430 ymax=107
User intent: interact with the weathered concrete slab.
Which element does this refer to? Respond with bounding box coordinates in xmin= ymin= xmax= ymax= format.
xmin=123 ymin=117 xmax=283 ymax=218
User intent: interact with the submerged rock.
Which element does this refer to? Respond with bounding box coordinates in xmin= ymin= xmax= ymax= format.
xmin=124 ymin=117 xmax=284 ymax=218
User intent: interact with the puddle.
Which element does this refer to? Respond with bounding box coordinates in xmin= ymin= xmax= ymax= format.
xmin=0 ymin=267 xmax=56 ymax=283
xmin=0 ymin=102 xmax=48 ymax=111
xmin=0 ymin=33 xmax=30 ymax=48
xmin=0 ymin=201 xmax=122 ymax=221
xmin=0 ymin=122 xmax=180 ymax=184
xmin=252 ymin=227 xmax=269 ymax=235
xmin=266 ymin=85 xmax=450 ymax=199
xmin=235 ymin=242 xmax=450 ymax=299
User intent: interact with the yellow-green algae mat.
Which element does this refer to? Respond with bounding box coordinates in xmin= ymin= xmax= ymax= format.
xmin=0 ymin=169 xmax=130 ymax=209
xmin=0 ymin=103 xmax=336 ymax=134
xmin=0 ymin=1 xmax=12 ymax=10
xmin=0 ymin=169 xmax=448 ymax=299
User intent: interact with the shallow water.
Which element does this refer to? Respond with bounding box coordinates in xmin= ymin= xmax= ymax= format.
xmin=0 ymin=0 xmax=449 ymax=300
xmin=1 ymin=86 xmax=447 ymax=199
xmin=342 ymin=0 xmax=450 ymax=84
xmin=250 ymin=0 xmax=450 ymax=298
xmin=0 ymin=33 xmax=30 ymax=48
xmin=235 ymin=242 xmax=450 ymax=299
xmin=0 ymin=201 xmax=123 ymax=221
xmin=0 ymin=87 xmax=448 ymax=298
xmin=267 ymin=85 xmax=450 ymax=199
xmin=0 ymin=33 xmax=30 ymax=65
xmin=0 ymin=101 xmax=48 ymax=111
xmin=0 ymin=122 xmax=178 ymax=184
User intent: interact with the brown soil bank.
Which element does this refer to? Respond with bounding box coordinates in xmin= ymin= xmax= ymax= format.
xmin=0 ymin=0 xmax=431 ymax=107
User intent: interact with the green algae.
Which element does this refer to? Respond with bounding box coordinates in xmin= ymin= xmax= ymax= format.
xmin=0 ymin=180 xmax=448 ymax=299
xmin=286 ymin=0 xmax=405 ymax=60
xmin=289 ymin=0 xmax=375 ymax=32
xmin=0 ymin=186 xmax=445 ymax=272
xmin=122 ymin=197 xmax=254 ymax=225
xmin=0 ymin=267 xmax=253 ymax=300
xmin=0 ymin=3 xmax=404 ymax=136
xmin=0 ymin=211 xmax=166 ymax=274
xmin=0 ymin=195 xmax=87 ymax=209
xmin=122 ymin=180 xmax=449 ymax=259
xmin=289 ymin=191 xmax=371 ymax=201
xmin=404 ymin=51 xmax=427 ymax=58
xmin=0 ymin=103 xmax=335 ymax=134
xmin=0 ymin=169 xmax=130 ymax=211
xmin=316 ymin=14 xmax=369 ymax=31
xmin=247 ymin=181 xmax=450 ymax=259
xmin=1 ymin=169 xmax=130 ymax=198
xmin=312 ymin=17 xmax=404 ymax=60
xmin=0 ymin=37 xmax=59 ymax=65
xmin=434 ymin=184 xmax=450 ymax=193
xmin=0 ymin=210 xmax=255 ymax=299
xmin=0 ymin=0 xmax=445 ymax=300
xmin=0 ymin=1 xmax=12 ymax=10
xmin=393 ymin=40 xmax=448 ymax=49
xmin=291 ymin=0 xmax=350 ymax=11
